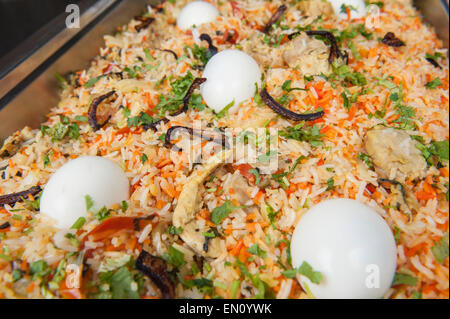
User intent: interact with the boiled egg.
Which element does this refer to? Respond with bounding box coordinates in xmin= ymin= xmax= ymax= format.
xmin=40 ymin=156 xmax=129 ymax=229
xmin=328 ymin=0 xmax=367 ymax=20
xmin=291 ymin=198 xmax=397 ymax=299
xmin=201 ymin=50 xmax=262 ymax=113
xmin=177 ymin=1 xmax=219 ymax=30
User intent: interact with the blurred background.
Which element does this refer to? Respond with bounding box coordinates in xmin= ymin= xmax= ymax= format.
xmin=0 ymin=0 xmax=85 ymax=59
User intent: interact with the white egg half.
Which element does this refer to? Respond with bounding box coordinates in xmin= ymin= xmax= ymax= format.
xmin=177 ymin=1 xmax=219 ymax=30
xmin=328 ymin=0 xmax=367 ymax=20
xmin=40 ymin=156 xmax=129 ymax=229
xmin=201 ymin=50 xmax=262 ymax=113
xmin=291 ymin=199 xmax=397 ymax=299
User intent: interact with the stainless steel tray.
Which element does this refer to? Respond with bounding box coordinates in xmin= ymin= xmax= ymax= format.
xmin=0 ymin=0 xmax=448 ymax=143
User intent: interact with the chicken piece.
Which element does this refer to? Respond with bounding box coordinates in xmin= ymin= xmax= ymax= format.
xmin=364 ymin=127 xmax=427 ymax=182
xmin=298 ymin=0 xmax=335 ymax=18
xmin=0 ymin=127 xmax=34 ymax=158
xmin=172 ymin=150 xmax=233 ymax=258
xmin=379 ymin=179 xmax=420 ymax=220
xmin=282 ymin=33 xmax=331 ymax=76
xmin=242 ymin=34 xmax=284 ymax=69
xmin=223 ymin=171 xmax=251 ymax=205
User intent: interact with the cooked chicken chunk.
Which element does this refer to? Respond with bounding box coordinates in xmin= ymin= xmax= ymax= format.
xmin=282 ymin=33 xmax=331 ymax=76
xmin=0 ymin=127 xmax=34 ymax=158
xmin=298 ymin=0 xmax=335 ymax=18
xmin=365 ymin=127 xmax=427 ymax=182
xmin=172 ymin=150 xmax=232 ymax=258
xmin=224 ymin=172 xmax=251 ymax=205
xmin=242 ymin=34 xmax=284 ymax=68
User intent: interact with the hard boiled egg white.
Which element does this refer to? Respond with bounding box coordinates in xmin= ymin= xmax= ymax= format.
xmin=328 ymin=0 xmax=367 ymax=20
xmin=201 ymin=50 xmax=262 ymax=113
xmin=291 ymin=199 xmax=397 ymax=299
xmin=40 ymin=156 xmax=129 ymax=229
xmin=177 ymin=1 xmax=219 ymax=30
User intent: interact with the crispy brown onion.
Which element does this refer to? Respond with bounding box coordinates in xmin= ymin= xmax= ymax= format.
xmin=199 ymin=34 xmax=218 ymax=57
xmin=379 ymin=179 xmax=408 ymax=206
xmin=263 ymin=5 xmax=287 ymax=34
xmin=143 ymin=118 xmax=170 ymax=132
xmin=426 ymin=57 xmax=442 ymax=69
xmin=306 ymin=30 xmax=346 ymax=64
xmin=0 ymin=222 xmax=10 ymax=230
xmin=143 ymin=78 xmax=206 ymax=133
xmin=165 ymin=126 xmax=229 ymax=152
xmin=134 ymin=16 xmax=155 ymax=32
xmin=170 ymin=78 xmax=207 ymax=117
xmin=133 ymin=215 xmax=157 ymax=231
xmin=143 ymin=77 xmax=206 ymax=131
xmin=157 ymin=49 xmax=178 ymax=60
xmin=260 ymin=88 xmax=324 ymax=121
xmin=381 ymin=32 xmax=405 ymax=47
xmin=0 ymin=186 xmax=42 ymax=206
xmin=288 ymin=30 xmax=347 ymax=64
xmin=88 ymin=91 xmax=116 ymax=131
xmin=136 ymin=250 xmax=175 ymax=299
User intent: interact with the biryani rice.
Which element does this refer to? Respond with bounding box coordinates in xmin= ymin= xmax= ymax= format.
xmin=0 ymin=0 xmax=448 ymax=299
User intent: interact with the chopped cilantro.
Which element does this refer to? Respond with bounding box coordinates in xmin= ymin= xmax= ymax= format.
xmin=127 ymin=112 xmax=155 ymax=128
xmin=247 ymin=244 xmax=267 ymax=259
xmin=99 ymin=267 xmax=140 ymax=299
xmin=185 ymin=44 xmax=212 ymax=66
xmin=156 ymin=72 xmax=204 ymax=116
xmin=71 ymin=217 xmax=86 ymax=230
xmin=215 ymin=100 xmax=235 ymax=119
xmin=266 ymin=203 xmax=280 ymax=229
xmin=84 ymin=76 xmax=103 ymax=88
xmin=95 ymin=207 xmax=112 ymax=222
xmin=248 ymin=168 xmax=261 ymax=185
xmin=64 ymin=233 xmax=80 ymax=247
xmin=425 ymin=77 xmax=442 ymax=89
xmin=357 ymin=152 xmax=374 ymax=169
xmin=326 ymin=177 xmax=335 ymax=191
xmin=85 ymin=195 xmax=94 ymax=212
xmin=29 ymin=260 xmax=51 ymax=280
xmin=168 ymin=226 xmax=183 ymax=235
xmin=55 ymin=72 xmax=67 ymax=89
xmin=272 ymin=156 xmax=305 ymax=189
xmin=432 ymin=233 xmax=449 ymax=264
xmin=392 ymin=272 xmax=418 ymax=286
xmin=121 ymin=201 xmax=128 ymax=212
xmin=211 ymin=200 xmax=244 ymax=225
xmin=415 ymin=139 xmax=449 ymax=167
xmin=140 ymin=154 xmax=148 ymax=164
xmin=280 ymin=122 xmax=324 ymax=147
xmin=41 ymin=119 xmax=81 ymax=142
xmin=163 ymin=246 xmax=186 ymax=268
xmin=394 ymin=226 xmax=401 ymax=244
xmin=258 ymin=150 xmax=279 ymax=163
xmin=282 ymin=261 xmax=323 ymax=284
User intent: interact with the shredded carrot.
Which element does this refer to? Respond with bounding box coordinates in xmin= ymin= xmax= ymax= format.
xmin=405 ymin=243 xmax=428 ymax=257
xmin=246 ymin=223 xmax=256 ymax=233
xmin=246 ymin=213 xmax=256 ymax=221
xmin=157 ymin=158 xmax=172 ymax=169
xmin=156 ymin=200 xmax=166 ymax=210
xmin=416 ymin=190 xmax=436 ymax=201
xmin=253 ymin=190 xmax=264 ymax=204
xmin=126 ymin=236 xmax=138 ymax=251
xmin=26 ymin=282 xmax=36 ymax=293
xmin=230 ymin=240 xmax=244 ymax=256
